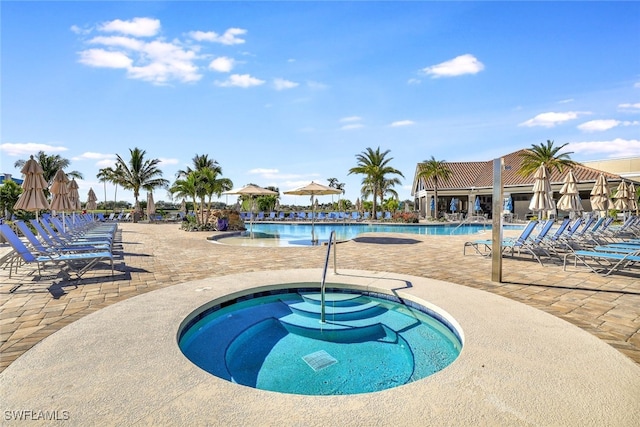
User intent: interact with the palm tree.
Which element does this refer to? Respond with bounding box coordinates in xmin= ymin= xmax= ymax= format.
xmin=416 ymin=156 xmax=453 ymax=219
xmin=518 ymin=140 xmax=577 ymax=177
xmin=176 ymin=154 xmax=221 ymax=178
xmin=0 ymin=180 xmax=23 ymax=218
xmin=114 ymin=148 xmax=169 ymax=222
xmin=14 ymin=151 xmax=83 ymax=198
xmin=173 ymin=154 xmax=232 ymax=224
xmin=327 ymin=178 xmax=345 ymax=206
xmin=169 ymin=174 xmax=199 ymax=221
xmin=348 ymin=147 xmax=404 ymax=216
xmin=96 ymin=168 xmax=112 ymax=209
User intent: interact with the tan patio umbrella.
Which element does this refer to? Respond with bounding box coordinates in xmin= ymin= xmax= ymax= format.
xmin=223 ymin=184 xmax=278 ymax=235
xmin=68 ymin=178 xmax=81 ymax=224
xmin=180 ymin=199 xmax=187 ymax=213
xmin=556 ymin=170 xmax=583 ymax=219
xmin=528 ymin=164 xmax=553 ymax=219
xmin=628 ymin=182 xmax=638 ymax=214
xmin=13 ymin=155 xmax=50 ymax=217
xmin=284 ymin=181 xmax=342 ymax=242
xmin=86 ymin=188 xmax=98 ymax=211
xmin=147 ymin=192 xmax=156 ymax=221
xmin=50 ymin=169 xmax=73 ymax=231
xmin=589 ymin=173 xmax=610 ymax=216
xmin=612 ymin=181 xmax=630 ymax=212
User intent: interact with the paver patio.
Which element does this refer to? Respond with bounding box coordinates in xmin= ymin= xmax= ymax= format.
xmin=1 ymin=221 xmax=639 ymax=372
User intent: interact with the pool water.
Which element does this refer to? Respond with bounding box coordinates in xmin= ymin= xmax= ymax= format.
xmin=217 ymin=223 xmax=522 ymax=247
xmin=179 ymin=288 xmax=462 ymax=395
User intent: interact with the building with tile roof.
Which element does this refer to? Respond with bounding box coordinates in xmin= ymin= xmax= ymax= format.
xmin=0 ymin=173 xmax=23 ymax=185
xmin=411 ymin=149 xmax=636 ymax=220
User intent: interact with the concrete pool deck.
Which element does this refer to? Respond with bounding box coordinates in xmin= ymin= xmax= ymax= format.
xmin=2 ymin=268 xmax=639 ymax=426
xmin=1 ymin=222 xmax=640 ymax=425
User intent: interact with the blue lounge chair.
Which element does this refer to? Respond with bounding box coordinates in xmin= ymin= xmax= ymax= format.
xmin=0 ymin=224 xmax=114 ymax=279
xmin=464 ymin=220 xmax=544 ymax=264
xmin=563 ymin=248 xmax=640 ymax=276
xmin=15 ymin=221 xmax=109 ymax=254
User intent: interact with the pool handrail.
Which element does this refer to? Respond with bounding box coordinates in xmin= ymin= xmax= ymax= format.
xmin=320 ymin=230 xmax=338 ymax=323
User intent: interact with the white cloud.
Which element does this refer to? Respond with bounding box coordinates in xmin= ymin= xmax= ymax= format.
xmin=519 ymin=111 xmax=585 ymax=128
xmin=72 ymin=152 xmax=116 ymax=161
xmin=70 ymin=25 xmax=91 ymax=35
xmin=569 ymin=139 xmax=640 ymax=158
xmin=422 ymin=54 xmax=484 ymax=78
xmin=89 ymin=35 xmax=145 ymax=51
xmin=558 ymin=98 xmax=574 ymax=104
xmin=618 ymin=102 xmax=640 ymax=111
xmin=0 ymin=142 xmax=68 ymax=156
xmin=578 ymin=119 xmax=621 ymax=132
xmin=340 ymin=116 xmax=362 ymax=123
xmin=634 ymin=82 xmax=640 ymax=88
xmin=215 ymin=74 xmax=265 ymax=88
xmin=249 ymin=168 xmax=279 ymax=175
xmin=407 ymin=78 xmax=421 ymax=85
xmin=189 ymin=28 xmax=247 ymax=45
xmin=99 ymin=17 xmax=160 ymax=37
xmin=273 ymin=78 xmax=299 ymax=90
xmin=78 ymin=49 xmax=132 ymax=68
xmin=390 ymin=120 xmax=415 ymax=127
xmin=577 ymin=119 xmax=638 ymax=132
xmin=340 ymin=124 xmax=364 ymax=131
xmin=159 ymin=158 xmax=180 ymax=165
xmin=307 ymin=81 xmax=328 ymax=90
xmin=96 ymin=159 xmax=116 ymax=168
xmin=208 ymin=56 xmax=235 ymax=72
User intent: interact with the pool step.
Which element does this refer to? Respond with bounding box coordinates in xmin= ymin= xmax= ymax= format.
xmin=278 ymin=313 xmax=389 ymax=343
xmin=300 ymin=292 xmax=366 ymax=307
xmin=287 ymin=299 xmax=385 ymax=321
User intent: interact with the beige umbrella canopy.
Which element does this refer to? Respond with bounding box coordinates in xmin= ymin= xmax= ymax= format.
xmin=528 ymin=165 xmax=553 ymax=219
xmin=628 ymin=182 xmax=638 ymax=213
xmin=589 ymin=174 xmax=610 ymax=214
xmin=86 ymin=188 xmax=98 ymax=210
xmin=68 ymin=178 xmax=82 ymax=210
xmin=13 ymin=155 xmax=50 ymax=215
xmin=284 ymin=181 xmax=342 ymax=242
xmin=223 ymin=184 xmax=278 ymax=235
xmin=50 ymin=169 xmax=73 ymax=231
xmin=612 ymin=181 xmax=630 ymax=212
xmin=556 ymin=170 xmax=583 ymax=218
xmin=147 ymin=192 xmax=156 ymax=221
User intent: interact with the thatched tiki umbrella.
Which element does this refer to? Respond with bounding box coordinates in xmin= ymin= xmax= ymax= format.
xmin=222 ymin=184 xmax=278 ymax=236
xmin=13 ymin=155 xmax=50 ymax=218
xmin=284 ymin=181 xmax=342 ymax=243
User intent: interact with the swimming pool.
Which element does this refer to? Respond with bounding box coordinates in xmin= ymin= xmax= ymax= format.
xmin=215 ymin=222 xmax=523 ymax=246
xmin=179 ymin=286 xmax=462 ymax=395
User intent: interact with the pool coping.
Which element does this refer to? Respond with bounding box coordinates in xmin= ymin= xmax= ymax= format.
xmin=1 ymin=269 xmax=639 ymax=426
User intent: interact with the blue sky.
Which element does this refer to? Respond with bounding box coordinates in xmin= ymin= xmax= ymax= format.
xmin=2 ymin=1 xmax=639 ymax=206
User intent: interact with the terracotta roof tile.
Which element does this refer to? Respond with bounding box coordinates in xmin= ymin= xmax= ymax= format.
xmin=415 ymin=149 xmax=625 ymax=192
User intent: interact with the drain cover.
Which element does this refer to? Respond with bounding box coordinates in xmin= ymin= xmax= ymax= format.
xmin=302 ymin=350 xmax=337 ymax=371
